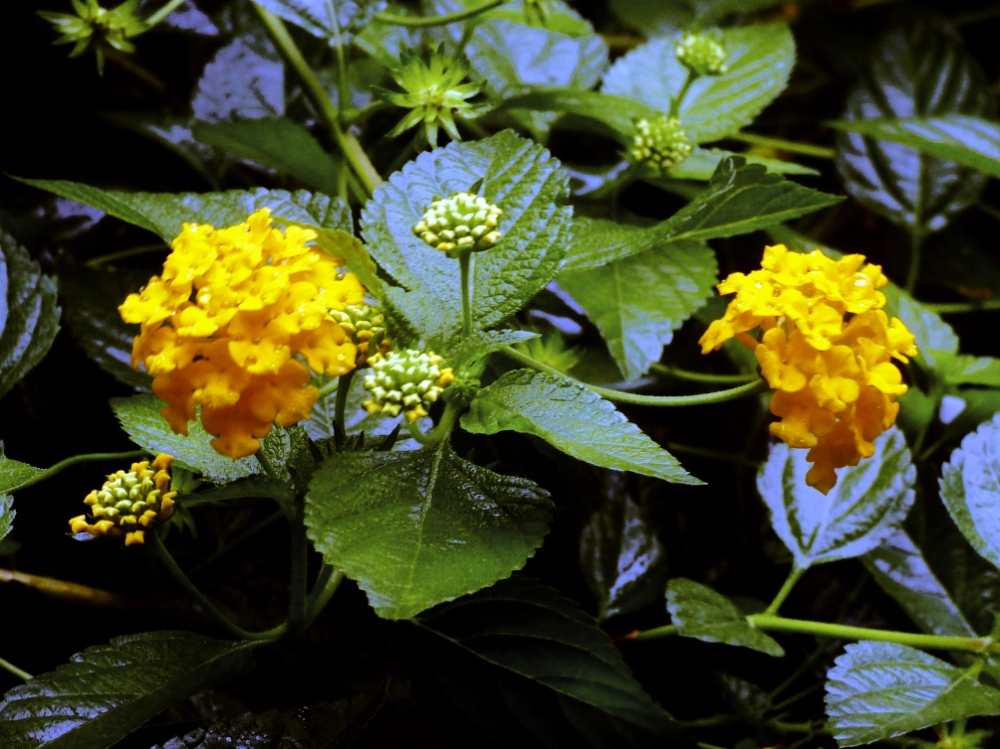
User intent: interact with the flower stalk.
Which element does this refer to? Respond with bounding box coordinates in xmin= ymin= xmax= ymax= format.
xmin=374 ymin=0 xmax=509 ymax=27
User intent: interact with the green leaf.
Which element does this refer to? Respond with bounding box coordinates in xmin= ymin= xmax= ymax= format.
xmin=557 ymin=240 xmax=717 ymax=380
xmin=462 ymin=369 xmax=701 ymax=484
xmin=666 ymin=578 xmax=784 ymax=657
xmin=360 ymin=130 xmax=571 ymax=348
xmin=669 ymin=148 xmax=819 ymax=179
xmin=192 ymin=34 xmax=285 ymax=123
xmin=936 ymin=352 xmax=1000 ymax=387
xmin=829 ymin=115 xmax=1000 ymax=180
xmin=59 ymin=263 xmax=153 ymax=391
xmin=494 ymin=88 xmax=658 ymax=144
xmin=757 ymin=427 xmax=916 ymax=570
xmin=416 ymin=577 xmax=689 ymax=749
xmin=192 ymin=118 xmax=340 ymax=195
xmin=940 ymin=412 xmax=1000 ymax=573
xmin=448 ymin=329 xmax=538 ymax=370
xmin=0 ymin=232 xmax=60 ymax=400
xmin=825 ymin=641 xmax=1000 ymax=747
xmin=252 ymin=0 xmax=382 ymax=41
xmin=110 ymin=394 xmax=291 ymax=485
xmin=580 ymin=473 xmax=668 ymax=620
xmin=602 ymin=25 xmax=796 ymax=144
xmin=0 ymin=446 xmax=43 ymax=495
xmin=13 ymin=180 xmax=352 ymax=244
xmin=0 ymin=495 xmax=13 ymax=546
xmin=305 ymin=440 xmax=553 ymax=619
xmin=0 ymin=631 xmax=255 ymax=749
xmin=835 ymin=21 xmax=995 ymax=233
xmin=304 ymin=373 xmax=397 ymax=443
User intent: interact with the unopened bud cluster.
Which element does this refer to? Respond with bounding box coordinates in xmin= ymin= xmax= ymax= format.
xmin=675 ymin=31 xmax=728 ymax=76
xmin=363 ymin=350 xmax=456 ymax=423
xmin=631 ymin=115 xmax=693 ymax=172
xmin=328 ymin=304 xmax=390 ymax=365
xmin=69 ymin=454 xmax=177 ymax=546
xmin=414 ymin=193 xmax=503 ymax=255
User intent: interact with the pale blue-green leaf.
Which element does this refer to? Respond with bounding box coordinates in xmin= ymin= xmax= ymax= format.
xmin=462 ymin=369 xmax=701 ymax=484
xmin=757 ymin=427 xmax=916 ymax=569
xmin=191 ymin=35 xmax=284 ymax=122
xmin=254 ymin=0 xmax=385 ymax=41
xmin=666 ymin=578 xmax=784 ymax=656
xmin=0 ymin=495 xmax=13 ymax=546
xmin=305 ymin=374 xmax=397 ymax=443
xmin=825 ymin=641 xmax=1000 ymax=747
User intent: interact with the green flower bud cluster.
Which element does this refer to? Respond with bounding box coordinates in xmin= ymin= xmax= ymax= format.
xmin=328 ymin=303 xmax=390 ymax=365
xmin=39 ymin=0 xmax=148 ymax=74
xmin=675 ymin=31 xmax=728 ymax=76
xmin=631 ymin=115 xmax=693 ymax=172
xmin=442 ymin=371 xmax=481 ymax=408
xmin=414 ymin=193 xmax=503 ymax=256
xmin=363 ymin=350 xmax=456 ymax=423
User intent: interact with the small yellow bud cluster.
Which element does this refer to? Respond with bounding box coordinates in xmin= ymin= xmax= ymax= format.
xmin=631 ymin=115 xmax=693 ymax=172
xmin=675 ymin=31 xmax=728 ymax=76
xmin=414 ymin=193 xmax=503 ymax=255
xmin=363 ymin=350 xmax=456 ymax=423
xmin=328 ymin=304 xmax=391 ymax=366
xmin=69 ymin=454 xmax=177 ymax=546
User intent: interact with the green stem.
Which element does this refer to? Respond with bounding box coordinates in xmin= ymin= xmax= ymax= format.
xmin=287 ymin=499 xmax=308 ymax=634
xmin=407 ymin=402 xmax=459 ymax=446
xmin=727 ymin=132 xmax=836 ymax=159
xmin=375 ymin=0 xmax=508 ymax=27
xmin=501 ymin=347 xmax=768 ymax=407
xmin=16 ymin=450 xmax=148 ymax=492
xmin=334 ymin=370 xmax=355 ymax=451
xmin=650 ymin=362 xmax=757 ymax=385
xmin=85 ymin=243 xmax=166 ymax=267
xmin=305 ymin=565 xmax=344 ymax=625
xmin=459 ymin=250 xmax=474 ymax=338
xmin=0 ymin=657 xmax=31 ymax=682
xmin=148 ymin=532 xmax=287 ymax=641
xmin=905 ymin=227 xmax=923 ymax=294
xmin=924 ymin=299 xmax=1000 ymax=314
xmin=627 ymin=624 xmax=678 ymax=642
xmin=670 ymin=69 xmax=695 ymax=118
xmin=764 ymin=566 xmax=807 ymax=615
xmin=254 ymin=6 xmax=381 ymax=195
xmin=144 ymin=0 xmax=187 ymax=26
xmin=103 ymin=47 xmax=168 ymax=91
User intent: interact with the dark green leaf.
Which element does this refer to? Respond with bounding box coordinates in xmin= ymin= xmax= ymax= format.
xmin=666 ymin=578 xmax=784 ymax=657
xmin=669 ymin=148 xmax=819 ymax=180
xmin=825 ymin=641 xmax=1000 ymax=747
xmin=558 ymin=240 xmax=717 ymax=380
xmin=835 ymin=21 xmax=995 ymax=232
xmin=305 ymin=440 xmax=553 ymax=619
xmin=0 ymin=446 xmax=43 ymax=494
xmin=448 ymin=329 xmax=538 ymax=370
xmin=59 ymin=263 xmax=153 ymax=391
xmin=0 ymin=631 xmax=255 ymax=749
xmin=756 ymin=427 xmax=916 ymax=569
xmin=416 ymin=577 xmax=690 ymax=749
xmin=940 ymin=412 xmax=1000 ymax=573
xmin=360 ymin=130 xmax=571 ymax=348
xmin=193 ymin=118 xmax=339 ymax=195
xmin=462 ymin=369 xmax=700 ymax=484
xmin=580 ymin=473 xmax=668 ymax=620
xmin=0 ymin=232 xmax=60 ymax=400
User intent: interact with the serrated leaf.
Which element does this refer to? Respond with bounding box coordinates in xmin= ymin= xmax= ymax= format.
xmin=448 ymin=329 xmax=538 ymax=370
xmin=192 ymin=118 xmax=340 ymax=195
xmin=416 ymin=577 xmax=690 ymax=749
xmin=0 ymin=495 xmax=13 ymax=546
xmin=462 ymin=369 xmax=701 ymax=484
xmin=304 ymin=373 xmax=397 ymax=443
xmin=360 ymin=130 xmax=571 ymax=348
xmin=825 ymin=641 xmax=1000 ymax=747
xmin=669 ymin=148 xmax=818 ymax=179
xmin=59 ymin=263 xmax=153 ymax=391
xmin=0 ymin=631 xmax=255 ymax=749
xmin=580 ymin=473 xmax=668 ymax=620
xmin=666 ymin=578 xmax=784 ymax=657
xmin=757 ymin=427 xmax=916 ymax=570
xmin=12 ymin=181 xmax=351 ymax=244
xmin=602 ymin=25 xmax=795 ymax=144
xmin=253 ymin=0 xmax=384 ymax=42
xmin=191 ymin=34 xmax=285 ymax=123
xmin=835 ymin=21 xmax=995 ymax=233
xmin=940 ymin=411 xmax=1000 ymax=573
xmin=110 ymin=394 xmax=290 ymax=485
xmin=496 ymin=88 xmax=657 ymax=144
xmin=305 ymin=440 xmax=553 ymax=619
xmin=0 ymin=446 xmax=43 ymax=494
xmin=558 ymin=240 xmax=717 ymax=380
xmin=0 ymin=232 xmax=60 ymax=400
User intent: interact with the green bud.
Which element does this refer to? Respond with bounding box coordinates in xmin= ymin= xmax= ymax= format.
xmin=414 ymin=193 xmax=503 ymax=256
xmin=630 ymin=115 xmax=693 ymax=173
xmin=363 ymin=349 xmax=457 ymax=423
xmin=38 ymin=0 xmax=148 ymax=75
xmin=328 ymin=303 xmax=390 ymax=365
xmin=675 ymin=30 xmax=728 ymax=76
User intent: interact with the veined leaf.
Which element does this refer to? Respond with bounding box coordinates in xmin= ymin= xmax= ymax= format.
xmin=0 ymin=495 xmax=13 ymax=547
xmin=495 ymin=88 xmax=658 ymax=144
xmin=669 ymin=148 xmax=819 ymax=179
xmin=0 ymin=631 xmax=255 ymax=749
xmin=825 ymin=641 xmax=1000 ymax=747
xmin=416 ymin=577 xmax=690 ymax=749
xmin=360 ymin=130 xmax=571 ymax=349
xmin=757 ymin=427 xmax=916 ymax=570
xmin=558 ymin=240 xmax=717 ymax=381
xmin=252 ymin=0 xmax=384 ymax=42
xmin=305 ymin=440 xmax=553 ymax=619
xmin=193 ymin=118 xmax=340 ymax=195
xmin=940 ymin=411 xmax=1000 ymax=573
xmin=666 ymin=578 xmax=784 ymax=657
xmin=191 ymin=34 xmax=284 ymax=123
xmin=0 ymin=446 xmax=43 ymax=495
xmin=462 ymin=369 xmax=701 ymax=484
xmin=936 ymin=352 xmax=1000 ymax=387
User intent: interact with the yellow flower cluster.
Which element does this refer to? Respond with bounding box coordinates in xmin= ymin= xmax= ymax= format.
xmin=120 ymin=209 xmax=365 ymax=459
xmin=69 ymin=453 xmax=177 ymax=546
xmin=699 ymin=245 xmax=918 ymax=493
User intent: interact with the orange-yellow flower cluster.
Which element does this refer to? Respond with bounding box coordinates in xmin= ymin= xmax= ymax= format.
xmin=120 ymin=209 xmax=365 ymax=459
xmin=699 ymin=245 xmax=918 ymax=493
